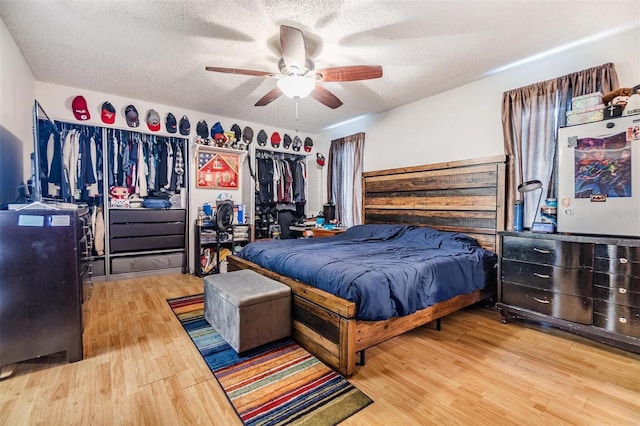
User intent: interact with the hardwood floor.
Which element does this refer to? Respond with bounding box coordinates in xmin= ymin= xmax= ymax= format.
xmin=1 ymin=273 xmax=638 ymax=425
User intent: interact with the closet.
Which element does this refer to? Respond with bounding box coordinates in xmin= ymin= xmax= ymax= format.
xmin=36 ymin=119 xmax=189 ymax=281
xmin=253 ymin=149 xmax=307 ymax=239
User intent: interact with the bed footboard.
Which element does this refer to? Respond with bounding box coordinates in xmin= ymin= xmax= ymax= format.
xmin=227 ymin=255 xmax=359 ymax=376
xmin=228 ymin=255 xmax=488 ymax=377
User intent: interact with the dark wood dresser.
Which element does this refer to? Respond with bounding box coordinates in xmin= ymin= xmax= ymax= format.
xmin=0 ymin=208 xmax=90 ymax=369
xmin=498 ymin=231 xmax=639 ymax=353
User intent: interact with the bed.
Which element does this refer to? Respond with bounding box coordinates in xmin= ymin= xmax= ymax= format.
xmin=228 ymin=155 xmax=507 ymax=377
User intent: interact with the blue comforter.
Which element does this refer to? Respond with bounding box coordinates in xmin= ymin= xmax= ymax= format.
xmin=237 ymin=224 xmax=496 ymax=321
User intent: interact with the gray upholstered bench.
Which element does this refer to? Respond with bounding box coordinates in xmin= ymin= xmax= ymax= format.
xmin=203 ymin=269 xmax=291 ymax=353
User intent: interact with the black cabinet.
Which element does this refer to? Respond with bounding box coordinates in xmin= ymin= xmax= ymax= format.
xmin=501 ymin=234 xmax=593 ymax=324
xmin=108 ymin=208 xmax=187 ymax=277
xmin=0 ymin=209 xmax=88 ymax=367
xmin=592 ymin=244 xmax=640 ymax=338
xmin=499 ymin=231 xmax=640 ymax=353
xmin=194 ymin=224 xmax=250 ymax=276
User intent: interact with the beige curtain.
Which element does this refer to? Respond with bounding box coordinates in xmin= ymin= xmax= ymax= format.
xmin=326 ymin=132 xmax=365 ymax=227
xmin=502 ymin=63 xmax=618 ymax=229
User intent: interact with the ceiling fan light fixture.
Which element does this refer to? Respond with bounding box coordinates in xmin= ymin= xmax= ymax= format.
xmin=277 ymin=75 xmax=315 ymax=99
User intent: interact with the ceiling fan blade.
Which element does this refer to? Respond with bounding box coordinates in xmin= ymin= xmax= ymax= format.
xmin=310 ymin=85 xmax=343 ymax=109
xmin=280 ymin=25 xmax=306 ymax=71
xmin=315 ymin=65 xmax=383 ymax=82
xmin=255 ymin=87 xmax=283 ymax=106
xmin=206 ymin=66 xmax=275 ymax=78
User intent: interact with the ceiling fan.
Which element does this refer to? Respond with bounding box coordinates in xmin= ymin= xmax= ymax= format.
xmin=205 ymin=25 xmax=383 ymax=109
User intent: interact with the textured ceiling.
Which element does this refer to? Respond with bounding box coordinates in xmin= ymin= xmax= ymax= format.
xmin=1 ymin=1 xmax=638 ymax=133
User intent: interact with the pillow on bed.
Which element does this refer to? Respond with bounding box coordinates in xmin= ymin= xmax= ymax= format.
xmin=341 ymin=224 xmax=411 ymax=240
xmin=439 ymin=232 xmax=481 ymax=250
xmin=400 ymin=226 xmax=481 ymax=250
xmin=398 ymin=226 xmax=445 ymax=248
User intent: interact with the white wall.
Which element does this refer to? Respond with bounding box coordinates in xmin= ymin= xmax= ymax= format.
xmin=314 ymin=27 xmax=640 ymax=202
xmin=0 ymin=17 xmax=36 ymax=182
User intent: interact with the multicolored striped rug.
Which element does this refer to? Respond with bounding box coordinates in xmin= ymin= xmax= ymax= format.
xmin=168 ymin=294 xmax=372 ymax=425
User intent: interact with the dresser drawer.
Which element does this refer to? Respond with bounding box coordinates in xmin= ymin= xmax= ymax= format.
xmin=593 ymin=277 xmax=640 ymax=308
xmin=502 ymin=236 xmax=593 ymax=268
xmin=109 ymin=208 xmax=186 ymax=224
xmin=110 ymin=235 xmax=185 ymax=253
xmin=110 ymin=222 xmax=185 ymax=238
xmin=501 ymin=282 xmax=592 ymax=324
xmin=594 ymin=245 xmax=640 ymax=277
xmin=593 ymin=300 xmax=640 ymax=338
xmin=111 ymin=252 xmax=184 ymax=274
xmin=502 ymin=260 xmax=592 ymax=297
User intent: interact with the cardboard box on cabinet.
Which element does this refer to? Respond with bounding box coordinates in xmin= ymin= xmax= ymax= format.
xmin=571 ymin=92 xmax=603 ymax=110
xmin=566 ymin=104 xmax=604 ymax=126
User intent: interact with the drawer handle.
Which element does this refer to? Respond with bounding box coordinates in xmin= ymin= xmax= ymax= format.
xmin=618 ymin=317 xmax=627 ymax=324
xmin=619 ymin=257 xmax=628 ymax=264
xmin=533 ymin=273 xmax=550 ymax=279
xmin=533 ymin=248 xmax=551 ymax=254
xmin=533 ymin=297 xmax=550 ymax=304
xmin=618 ymin=287 xmax=628 ymax=294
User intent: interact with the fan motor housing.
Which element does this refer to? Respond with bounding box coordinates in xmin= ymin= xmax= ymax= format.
xmin=214 ymin=200 xmax=235 ymax=232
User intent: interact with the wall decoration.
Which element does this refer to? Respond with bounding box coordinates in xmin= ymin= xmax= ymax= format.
xmin=196 ymin=148 xmax=240 ymax=189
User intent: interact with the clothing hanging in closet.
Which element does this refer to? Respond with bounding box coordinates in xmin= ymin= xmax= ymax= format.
xmin=255 ymin=151 xmax=306 ymax=205
xmin=107 ymin=130 xmax=185 ymax=197
xmin=39 ymin=121 xmax=106 ymax=256
xmin=40 ymin=122 xmax=104 ymax=204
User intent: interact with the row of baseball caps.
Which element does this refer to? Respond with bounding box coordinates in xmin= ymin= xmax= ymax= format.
xmin=70 ymin=95 xmax=314 ymax=152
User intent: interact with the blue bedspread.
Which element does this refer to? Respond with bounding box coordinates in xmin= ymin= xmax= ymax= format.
xmin=237 ymin=224 xmax=497 ymax=321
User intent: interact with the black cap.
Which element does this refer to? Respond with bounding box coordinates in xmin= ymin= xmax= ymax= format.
xmin=166 ymin=113 xmax=177 ymax=133
xmin=231 ymin=123 xmax=242 ymax=141
xmin=243 ymin=126 xmax=254 ymax=144
xmin=257 ymin=129 xmax=268 ymax=146
xmin=197 ymin=120 xmax=209 ymax=138
xmin=283 ymin=134 xmax=292 ymax=149
xmin=179 ymin=115 xmax=190 ymax=135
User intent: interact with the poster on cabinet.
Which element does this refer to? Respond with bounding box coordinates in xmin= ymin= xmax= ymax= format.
xmin=196 ymin=148 xmax=240 ymax=189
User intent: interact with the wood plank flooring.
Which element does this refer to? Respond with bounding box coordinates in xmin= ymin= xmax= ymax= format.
xmin=1 ymin=273 xmax=638 ymax=425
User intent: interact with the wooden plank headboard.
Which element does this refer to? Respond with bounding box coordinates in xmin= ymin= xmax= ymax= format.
xmin=362 ymin=155 xmax=507 ymax=253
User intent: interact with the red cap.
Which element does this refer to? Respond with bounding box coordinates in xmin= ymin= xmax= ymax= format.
xmin=101 ymin=101 xmax=116 ymax=124
xmin=304 ymin=136 xmax=313 ymax=152
xmin=271 ymin=131 xmax=281 ymax=147
xmin=72 ymin=96 xmax=90 ymax=121
xmin=146 ymin=109 xmax=161 ymax=132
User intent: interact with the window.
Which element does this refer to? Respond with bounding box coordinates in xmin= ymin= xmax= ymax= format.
xmin=326 ymin=132 xmax=365 ymax=227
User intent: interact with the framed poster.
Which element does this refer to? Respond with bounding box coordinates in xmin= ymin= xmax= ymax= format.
xmin=196 ymin=148 xmax=240 ymax=189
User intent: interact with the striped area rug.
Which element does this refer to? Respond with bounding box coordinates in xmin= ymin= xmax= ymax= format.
xmin=168 ymin=294 xmax=372 ymax=425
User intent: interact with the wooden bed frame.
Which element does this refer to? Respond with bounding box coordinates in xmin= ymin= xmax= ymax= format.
xmin=228 ymin=155 xmax=507 ymax=377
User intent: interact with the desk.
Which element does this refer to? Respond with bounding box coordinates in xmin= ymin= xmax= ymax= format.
xmin=288 ymin=225 xmax=347 ymax=238
xmin=312 ymin=227 xmax=347 ymax=238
